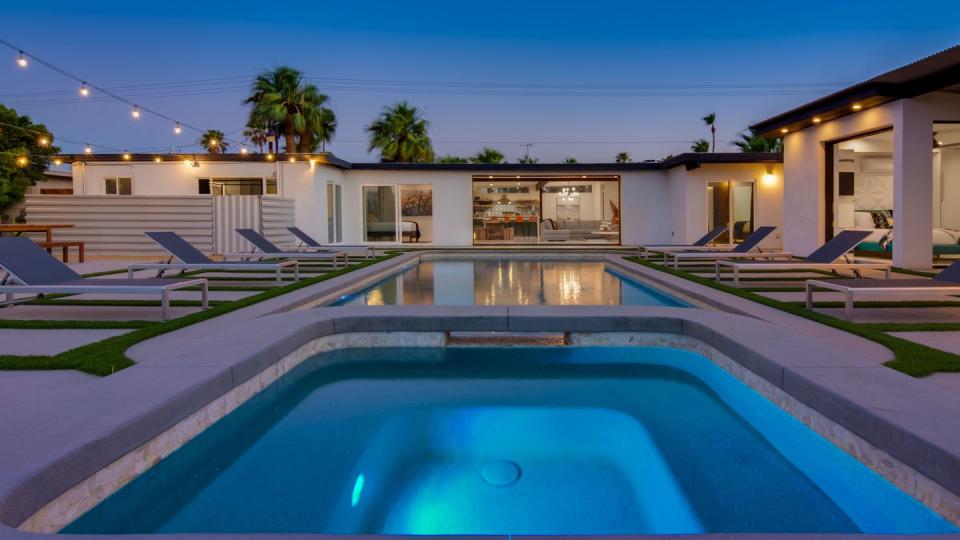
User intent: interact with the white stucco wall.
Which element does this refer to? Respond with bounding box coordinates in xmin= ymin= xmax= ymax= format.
xmin=67 ymin=159 xmax=784 ymax=249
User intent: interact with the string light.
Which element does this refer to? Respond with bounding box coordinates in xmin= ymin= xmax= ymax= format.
xmin=37 ymin=136 xmax=49 ymax=146
xmin=16 ymin=155 xmax=29 ymax=167
xmin=174 ymin=122 xmax=182 ymax=135
xmin=84 ymin=144 xmax=92 ymax=154
xmin=208 ymin=138 xmax=218 ymax=148
xmin=240 ymin=145 xmax=248 ymax=155
xmin=122 ymin=151 xmax=131 ymax=160
xmin=53 ymin=157 xmax=63 ymax=166
xmin=266 ymin=152 xmax=274 ymax=161
xmin=1 ymin=39 xmax=245 ymax=149
xmin=154 ymin=156 xmax=162 ymax=162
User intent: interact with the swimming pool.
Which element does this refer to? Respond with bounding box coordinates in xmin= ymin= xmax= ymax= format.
xmin=64 ymin=346 xmax=955 ymax=535
xmin=330 ymin=259 xmax=686 ymax=306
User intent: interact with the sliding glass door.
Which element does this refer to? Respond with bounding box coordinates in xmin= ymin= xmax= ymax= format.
xmin=707 ymin=180 xmax=754 ymax=243
xmin=362 ymin=184 xmax=434 ymax=243
xmin=326 ymin=183 xmax=342 ymax=243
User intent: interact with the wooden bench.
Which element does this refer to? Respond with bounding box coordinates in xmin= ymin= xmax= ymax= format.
xmin=37 ymin=241 xmax=85 ymax=263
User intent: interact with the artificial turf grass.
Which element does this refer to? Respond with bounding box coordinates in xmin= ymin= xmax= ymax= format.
xmin=625 ymin=257 xmax=960 ymax=377
xmin=0 ymin=319 xmax=153 ymax=329
xmin=0 ymin=253 xmax=400 ymax=375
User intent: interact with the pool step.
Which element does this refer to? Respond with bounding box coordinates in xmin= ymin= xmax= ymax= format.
xmin=447 ymin=331 xmax=567 ymax=346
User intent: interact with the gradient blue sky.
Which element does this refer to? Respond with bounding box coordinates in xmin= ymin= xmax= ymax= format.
xmin=2 ymin=1 xmax=959 ymax=162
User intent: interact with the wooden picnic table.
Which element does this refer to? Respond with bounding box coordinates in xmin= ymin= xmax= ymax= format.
xmin=0 ymin=224 xmax=84 ymax=262
xmin=0 ymin=223 xmax=74 ymax=243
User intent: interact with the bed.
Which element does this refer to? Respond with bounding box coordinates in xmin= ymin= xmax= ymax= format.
xmin=842 ymin=211 xmax=960 ymax=256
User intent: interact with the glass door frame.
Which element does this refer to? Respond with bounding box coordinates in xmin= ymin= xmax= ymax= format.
xmin=359 ymin=183 xmax=434 ymax=244
xmin=706 ymin=179 xmax=755 ymax=243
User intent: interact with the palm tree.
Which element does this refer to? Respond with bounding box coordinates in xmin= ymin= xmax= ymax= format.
xmin=562 ymin=157 xmax=578 ymax=164
xmin=245 ymin=66 xmax=336 ymax=154
xmin=242 ymin=124 xmax=269 ymax=153
xmin=702 ymin=112 xmax=717 ymax=152
xmin=436 ymin=154 xmax=468 ymax=163
xmin=470 ymin=147 xmax=505 ymax=164
xmin=517 ymin=155 xmax=539 ymax=164
xmin=733 ymin=128 xmax=783 ymax=153
xmin=690 ymin=139 xmax=710 ymax=153
xmin=200 ymin=129 xmax=228 ymax=154
xmin=365 ymin=101 xmax=433 ymax=163
xmin=296 ymin=85 xmax=336 ymax=152
xmin=615 ymin=152 xmax=631 ymax=163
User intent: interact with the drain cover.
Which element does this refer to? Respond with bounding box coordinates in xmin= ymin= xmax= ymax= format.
xmin=481 ymin=460 xmax=521 ymax=487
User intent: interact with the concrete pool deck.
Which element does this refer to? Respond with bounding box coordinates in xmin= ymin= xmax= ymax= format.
xmin=2 ymin=251 xmax=960 ymax=538
xmin=2 ymin=306 xmax=960 ymax=537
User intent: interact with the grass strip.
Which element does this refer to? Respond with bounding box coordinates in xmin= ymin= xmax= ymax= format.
xmin=27 ymin=299 xmax=228 ymax=307
xmin=0 ymin=254 xmax=399 ymax=375
xmin=787 ymin=300 xmax=960 ymax=309
xmin=863 ymin=322 xmax=960 ymax=332
xmin=625 ymin=257 xmax=960 ymax=377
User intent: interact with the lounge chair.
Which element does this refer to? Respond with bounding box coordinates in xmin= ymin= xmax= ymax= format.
xmin=0 ymin=237 xmax=207 ymax=321
xmin=715 ymin=230 xmax=891 ymax=286
xmin=232 ymin=229 xmax=348 ymax=267
xmin=805 ymin=259 xmax=960 ymax=320
xmin=637 ymin=226 xmax=729 ymax=258
xmin=660 ymin=226 xmax=788 ymax=268
xmin=129 ymin=232 xmax=300 ymax=285
xmin=286 ymin=227 xmax=376 ymax=259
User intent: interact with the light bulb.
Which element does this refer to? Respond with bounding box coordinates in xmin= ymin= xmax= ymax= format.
xmin=16 ymin=156 xmax=28 ymax=167
xmin=240 ymin=145 xmax=248 ymax=155
xmin=84 ymin=145 xmax=92 ymax=154
xmin=79 ymin=83 xmax=90 ymax=97
xmin=16 ymin=51 xmax=26 ymax=68
xmin=154 ymin=156 xmax=162 ymax=163
xmin=122 ymin=151 xmax=131 ymax=160
xmin=37 ymin=136 xmax=49 ymax=146
xmin=131 ymin=105 xmax=141 ymax=119
xmin=266 ymin=153 xmax=274 ymax=161
xmin=209 ymin=139 xmax=218 ymax=147
xmin=53 ymin=157 xmax=63 ymax=166
xmin=174 ymin=122 xmax=182 ymax=134
xmin=289 ymin=156 xmax=296 ymax=162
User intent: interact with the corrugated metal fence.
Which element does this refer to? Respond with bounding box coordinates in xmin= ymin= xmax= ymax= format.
xmin=24 ymin=195 xmax=295 ymax=256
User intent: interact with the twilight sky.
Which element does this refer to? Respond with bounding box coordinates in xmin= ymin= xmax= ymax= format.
xmin=2 ymin=1 xmax=959 ymax=163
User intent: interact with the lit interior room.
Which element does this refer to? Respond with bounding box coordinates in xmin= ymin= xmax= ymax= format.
xmin=472 ymin=176 xmax=620 ymax=245
xmin=830 ymin=124 xmax=960 ymax=262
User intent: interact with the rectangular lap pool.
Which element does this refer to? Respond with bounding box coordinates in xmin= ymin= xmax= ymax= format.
xmin=64 ymin=346 xmax=955 ymax=535
xmin=331 ymin=259 xmax=686 ymax=306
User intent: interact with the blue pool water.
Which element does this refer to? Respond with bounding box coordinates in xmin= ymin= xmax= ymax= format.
xmin=64 ymin=347 xmax=956 ymax=535
xmin=330 ymin=259 xmax=686 ymax=306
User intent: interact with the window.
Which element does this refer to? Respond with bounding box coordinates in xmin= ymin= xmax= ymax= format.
xmin=707 ymin=180 xmax=754 ymax=243
xmin=104 ymin=177 xmax=132 ymax=195
xmin=265 ymin=179 xmax=278 ymax=195
xmin=197 ymin=178 xmax=265 ymax=195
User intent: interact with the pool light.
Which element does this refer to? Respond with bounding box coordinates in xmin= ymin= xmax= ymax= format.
xmin=351 ymin=474 xmax=365 ymax=507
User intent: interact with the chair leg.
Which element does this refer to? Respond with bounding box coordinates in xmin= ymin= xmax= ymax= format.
xmin=294 ymin=262 xmax=300 ymax=281
xmin=201 ymin=282 xmax=209 ymax=309
xmin=734 ymin=266 xmax=740 ymax=287
xmin=276 ymin=267 xmax=282 ymax=285
xmin=160 ymin=290 xmax=170 ymax=321
xmin=844 ymin=292 xmax=854 ymax=321
xmin=805 ymin=283 xmax=814 ymax=309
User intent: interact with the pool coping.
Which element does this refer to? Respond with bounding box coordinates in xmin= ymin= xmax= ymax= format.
xmin=1 ymin=306 xmax=960 ymax=538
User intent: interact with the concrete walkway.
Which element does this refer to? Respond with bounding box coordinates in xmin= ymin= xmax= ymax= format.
xmin=0 ymin=370 xmax=98 ymax=412
xmin=0 ymin=329 xmax=130 ymax=356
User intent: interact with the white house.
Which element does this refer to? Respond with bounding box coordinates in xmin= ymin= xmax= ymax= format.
xmin=752 ymin=44 xmax=960 ymax=269
xmin=39 ymin=152 xmax=783 ymax=255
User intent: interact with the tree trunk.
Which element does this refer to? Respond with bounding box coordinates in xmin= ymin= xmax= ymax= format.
xmin=711 ymin=126 xmax=716 ymax=153
xmin=284 ymin=120 xmax=297 ymax=154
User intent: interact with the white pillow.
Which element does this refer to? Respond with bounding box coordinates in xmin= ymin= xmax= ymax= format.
xmin=853 ymin=212 xmax=875 ymax=229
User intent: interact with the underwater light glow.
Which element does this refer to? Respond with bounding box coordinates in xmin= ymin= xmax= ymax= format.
xmin=351 ymin=474 xmax=365 ymax=507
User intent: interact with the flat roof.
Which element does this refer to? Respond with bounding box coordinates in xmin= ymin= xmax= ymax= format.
xmin=751 ymin=45 xmax=960 ymax=137
xmin=61 ymin=152 xmax=780 ymax=171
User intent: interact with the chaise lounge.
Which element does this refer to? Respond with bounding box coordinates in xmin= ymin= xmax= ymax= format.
xmin=0 ymin=237 xmax=208 ymax=321
xmin=286 ymin=227 xmax=376 ymax=259
xmin=129 ymin=232 xmax=300 ymax=285
xmin=714 ymin=230 xmax=891 ymax=286
xmin=660 ymin=226 xmax=788 ymax=268
xmin=233 ymin=229 xmax=348 ymax=267
xmin=805 ymin=259 xmax=960 ymax=320
xmin=637 ymin=226 xmax=729 ymax=258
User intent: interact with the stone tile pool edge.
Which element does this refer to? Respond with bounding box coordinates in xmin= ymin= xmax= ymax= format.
xmin=1 ymin=307 xmax=959 ymax=538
